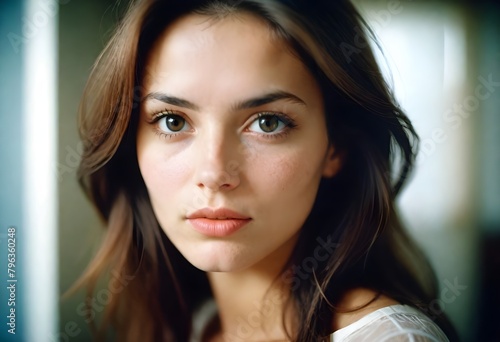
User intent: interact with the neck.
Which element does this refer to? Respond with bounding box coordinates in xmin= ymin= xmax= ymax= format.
xmin=206 ymin=236 xmax=298 ymax=341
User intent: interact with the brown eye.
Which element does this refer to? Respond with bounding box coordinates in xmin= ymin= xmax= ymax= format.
xmin=248 ymin=113 xmax=294 ymax=137
xmin=258 ymin=115 xmax=280 ymax=133
xmin=165 ymin=115 xmax=185 ymax=131
xmin=158 ymin=114 xmax=188 ymax=133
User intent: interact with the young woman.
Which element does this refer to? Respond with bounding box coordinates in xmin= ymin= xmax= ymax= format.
xmin=75 ymin=0 xmax=459 ymax=341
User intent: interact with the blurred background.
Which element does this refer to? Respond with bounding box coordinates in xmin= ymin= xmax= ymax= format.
xmin=0 ymin=0 xmax=499 ymax=341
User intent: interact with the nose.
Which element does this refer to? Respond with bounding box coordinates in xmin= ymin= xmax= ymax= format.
xmin=194 ymin=129 xmax=241 ymax=192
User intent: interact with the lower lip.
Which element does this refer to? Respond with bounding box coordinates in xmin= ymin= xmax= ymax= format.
xmin=188 ymin=218 xmax=251 ymax=237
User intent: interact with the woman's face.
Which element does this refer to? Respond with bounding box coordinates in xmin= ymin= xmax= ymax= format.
xmin=137 ymin=13 xmax=341 ymax=272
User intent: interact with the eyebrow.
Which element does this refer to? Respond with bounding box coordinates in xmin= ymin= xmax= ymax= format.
xmin=232 ymin=91 xmax=306 ymax=110
xmin=142 ymin=92 xmax=199 ymax=110
xmin=142 ymin=91 xmax=307 ymax=111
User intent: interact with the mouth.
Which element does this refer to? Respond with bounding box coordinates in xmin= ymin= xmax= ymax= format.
xmin=186 ymin=208 xmax=252 ymax=237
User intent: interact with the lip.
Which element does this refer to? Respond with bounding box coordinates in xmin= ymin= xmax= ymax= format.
xmin=186 ymin=208 xmax=251 ymax=237
xmin=186 ymin=208 xmax=251 ymax=220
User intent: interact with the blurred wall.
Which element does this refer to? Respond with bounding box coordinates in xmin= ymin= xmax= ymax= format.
xmin=0 ymin=2 xmax=27 ymax=341
xmin=353 ymin=1 xmax=500 ymax=341
xmin=58 ymin=0 xmax=122 ymax=341
xmin=474 ymin=3 xmax=500 ymax=340
xmin=352 ymin=1 xmax=479 ymax=340
xmin=2 ymin=0 xmax=61 ymax=340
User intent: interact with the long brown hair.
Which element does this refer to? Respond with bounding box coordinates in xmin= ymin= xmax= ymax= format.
xmin=75 ymin=0 xmax=458 ymax=341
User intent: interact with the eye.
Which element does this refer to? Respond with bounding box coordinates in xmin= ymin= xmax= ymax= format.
xmin=248 ymin=113 xmax=289 ymax=134
xmin=157 ymin=113 xmax=190 ymax=133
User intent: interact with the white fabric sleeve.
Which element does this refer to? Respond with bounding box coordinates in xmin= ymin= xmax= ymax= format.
xmin=330 ymin=305 xmax=449 ymax=342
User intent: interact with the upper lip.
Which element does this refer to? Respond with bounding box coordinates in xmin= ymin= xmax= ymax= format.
xmin=186 ymin=208 xmax=251 ymax=220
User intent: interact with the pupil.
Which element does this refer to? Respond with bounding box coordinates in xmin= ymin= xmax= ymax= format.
xmin=259 ymin=116 xmax=279 ymax=132
xmin=167 ymin=115 xmax=184 ymax=131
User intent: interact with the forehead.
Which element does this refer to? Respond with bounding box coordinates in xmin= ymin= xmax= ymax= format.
xmin=154 ymin=12 xmax=284 ymax=53
xmin=141 ymin=12 xmax=320 ymax=101
xmin=145 ymin=12 xmax=285 ymax=68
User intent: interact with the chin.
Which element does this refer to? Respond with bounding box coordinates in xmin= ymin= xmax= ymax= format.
xmin=180 ymin=241 xmax=258 ymax=273
xmin=187 ymin=258 xmax=249 ymax=273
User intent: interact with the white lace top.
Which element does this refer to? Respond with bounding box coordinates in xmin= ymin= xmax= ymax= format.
xmin=328 ymin=305 xmax=449 ymax=341
xmin=192 ymin=301 xmax=450 ymax=342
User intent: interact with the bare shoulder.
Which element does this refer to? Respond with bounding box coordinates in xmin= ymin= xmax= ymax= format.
xmin=332 ymin=287 xmax=400 ymax=331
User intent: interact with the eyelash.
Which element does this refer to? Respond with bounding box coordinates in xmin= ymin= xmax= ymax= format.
xmin=147 ymin=109 xmax=298 ymax=141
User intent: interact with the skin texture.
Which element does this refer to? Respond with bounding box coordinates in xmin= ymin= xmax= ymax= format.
xmin=136 ymin=13 xmax=342 ymax=340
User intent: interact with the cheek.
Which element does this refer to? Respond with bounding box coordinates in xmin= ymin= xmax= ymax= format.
xmin=245 ymin=144 xmax=325 ymax=202
xmin=136 ymin=139 xmax=191 ymax=206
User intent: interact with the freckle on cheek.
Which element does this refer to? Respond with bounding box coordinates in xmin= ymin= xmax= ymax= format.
xmin=263 ymin=157 xmax=297 ymax=188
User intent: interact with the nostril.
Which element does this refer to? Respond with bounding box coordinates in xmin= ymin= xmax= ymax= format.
xmin=197 ymin=170 xmax=240 ymax=191
xmin=195 ymin=149 xmax=244 ymax=192
xmin=197 ymin=180 xmax=218 ymax=191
